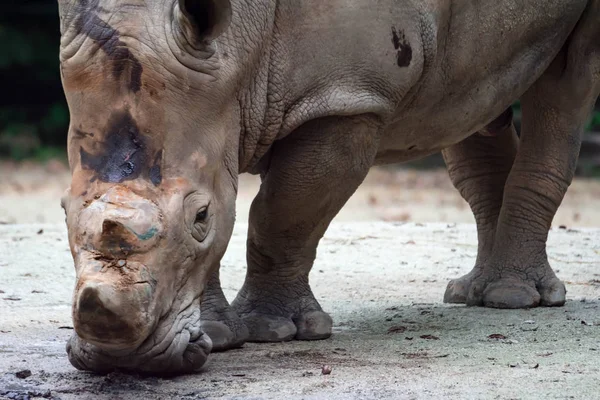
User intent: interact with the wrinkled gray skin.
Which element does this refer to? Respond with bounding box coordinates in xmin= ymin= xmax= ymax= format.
xmin=57 ymin=0 xmax=600 ymax=374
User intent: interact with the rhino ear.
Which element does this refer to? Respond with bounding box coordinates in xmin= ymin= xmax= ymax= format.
xmin=177 ymin=0 xmax=232 ymax=44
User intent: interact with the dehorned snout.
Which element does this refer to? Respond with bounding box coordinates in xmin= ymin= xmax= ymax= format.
xmin=70 ymin=186 xmax=163 ymax=350
xmin=78 ymin=186 xmax=163 ymax=256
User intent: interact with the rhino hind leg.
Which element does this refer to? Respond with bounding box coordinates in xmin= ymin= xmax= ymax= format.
xmin=447 ymin=12 xmax=600 ymax=308
xmin=232 ymin=116 xmax=380 ymax=342
xmin=201 ymin=270 xmax=249 ymax=351
xmin=442 ymin=122 xmax=518 ymax=304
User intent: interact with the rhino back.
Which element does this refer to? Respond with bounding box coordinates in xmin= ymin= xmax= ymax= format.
xmin=399 ymin=0 xmax=589 ymax=137
xmin=239 ymin=0 xmax=589 ymax=165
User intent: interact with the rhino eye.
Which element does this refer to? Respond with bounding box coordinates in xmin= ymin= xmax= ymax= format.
xmin=195 ymin=208 xmax=208 ymax=224
xmin=191 ymin=206 xmax=210 ymax=242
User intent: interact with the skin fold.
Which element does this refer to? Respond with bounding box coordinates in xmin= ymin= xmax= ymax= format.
xmin=57 ymin=0 xmax=600 ymax=374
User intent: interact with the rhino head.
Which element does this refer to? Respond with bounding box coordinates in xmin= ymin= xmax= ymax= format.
xmin=58 ymin=0 xmax=239 ymax=374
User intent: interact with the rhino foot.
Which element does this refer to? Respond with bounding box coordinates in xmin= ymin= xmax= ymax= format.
xmin=294 ymin=310 xmax=334 ymax=340
xmin=201 ymin=271 xmax=249 ymax=352
xmin=444 ymin=263 xmax=566 ymax=309
xmin=238 ymin=314 xmax=297 ymax=342
xmin=444 ymin=268 xmax=481 ymax=304
xmin=232 ymin=278 xmax=333 ymax=342
xmin=237 ymin=310 xmax=333 ymax=342
xmin=200 ymin=319 xmax=249 ymax=352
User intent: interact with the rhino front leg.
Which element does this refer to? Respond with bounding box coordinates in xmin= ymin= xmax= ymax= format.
xmin=464 ymin=25 xmax=600 ymax=308
xmin=201 ymin=269 xmax=249 ymax=351
xmin=442 ymin=117 xmax=518 ymax=304
xmin=232 ymin=116 xmax=380 ymax=342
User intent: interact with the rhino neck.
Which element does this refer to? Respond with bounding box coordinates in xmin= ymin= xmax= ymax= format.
xmin=218 ymin=0 xmax=286 ymax=174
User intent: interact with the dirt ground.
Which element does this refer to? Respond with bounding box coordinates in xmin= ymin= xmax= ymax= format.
xmin=1 ymin=162 xmax=599 ymax=400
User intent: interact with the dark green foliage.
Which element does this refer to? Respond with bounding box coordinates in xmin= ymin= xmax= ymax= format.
xmin=588 ymin=108 xmax=600 ymax=131
xmin=0 ymin=1 xmax=67 ymax=160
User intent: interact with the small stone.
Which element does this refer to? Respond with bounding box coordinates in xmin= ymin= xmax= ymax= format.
xmin=387 ymin=325 xmax=407 ymax=334
xmin=117 ymin=260 xmax=126 ymax=267
xmin=321 ymin=365 xmax=332 ymax=375
xmin=488 ymin=333 xmax=507 ymax=340
xmin=15 ymin=369 xmax=32 ymax=379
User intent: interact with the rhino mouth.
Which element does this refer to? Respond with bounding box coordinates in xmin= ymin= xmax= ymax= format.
xmin=66 ymin=297 xmax=212 ymax=375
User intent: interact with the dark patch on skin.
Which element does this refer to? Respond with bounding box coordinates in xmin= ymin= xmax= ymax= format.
xmin=149 ymin=151 xmax=163 ymax=186
xmin=74 ymin=0 xmax=143 ymax=92
xmin=127 ymin=57 xmax=143 ymax=93
xmin=79 ymin=110 xmax=161 ymax=185
xmin=391 ymin=29 xmax=401 ymax=50
xmin=480 ymin=107 xmax=514 ymax=137
xmin=115 ymin=239 xmax=134 ymax=257
xmin=391 ymin=26 xmax=412 ymax=68
xmin=81 ymin=191 xmax=88 ymax=197
xmin=80 ymin=110 xmax=147 ymax=183
xmin=101 ymin=221 xmax=134 ymax=256
xmin=147 ymin=86 xmax=158 ymax=98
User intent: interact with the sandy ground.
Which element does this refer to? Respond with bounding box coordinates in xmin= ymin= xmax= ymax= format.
xmin=1 ymin=162 xmax=599 ymax=399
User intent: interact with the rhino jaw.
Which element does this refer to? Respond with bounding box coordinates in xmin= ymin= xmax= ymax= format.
xmin=66 ymin=322 xmax=213 ymax=375
xmin=68 ymin=271 xmax=212 ymax=375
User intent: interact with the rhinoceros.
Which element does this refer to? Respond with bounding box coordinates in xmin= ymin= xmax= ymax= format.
xmin=57 ymin=0 xmax=600 ymax=374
